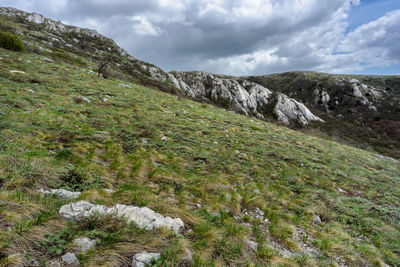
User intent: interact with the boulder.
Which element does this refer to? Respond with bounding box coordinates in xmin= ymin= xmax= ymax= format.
xmin=59 ymin=201 xmax=184 ymax=233
xmin=132 ymin=252 xmax=160 ymax=267
xmin=272 ymin=94 xmax=324 ymax=126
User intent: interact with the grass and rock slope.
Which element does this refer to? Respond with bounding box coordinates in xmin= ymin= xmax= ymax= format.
xmin=0 ymin=42 xmax=400 ymax=266
xmin=0 ymin=6 xmax=400 ymax=267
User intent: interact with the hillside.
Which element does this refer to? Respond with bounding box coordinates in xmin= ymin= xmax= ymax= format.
xmin=0 ymin=7 xmax=325 ymax=129
xmin=248 ymin=72 xmax=400 ymax=159
xmin=0 ymin=6 xmax=400 ymax=267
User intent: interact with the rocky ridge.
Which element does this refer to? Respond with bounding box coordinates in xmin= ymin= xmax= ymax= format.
xmin=248 ymin=71 xmax=400 ymax=157
xmin=0 ymin=6 xmax=323 ymax=126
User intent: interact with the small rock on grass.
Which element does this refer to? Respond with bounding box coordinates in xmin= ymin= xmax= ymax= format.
xmin=313 ymin=214 xmax=322 ymax=225
xmin=132 ymin=252 xmax=160 ymax=267
xmin=39 ymin=188 xmax=81 ymax=200
xmin=73 ymin=237 xmax=97 ymax=252
xmin=246 ymin=240 xmax=259 ymax=251
xmin=61 ymin=252 xmax=79 ymax=267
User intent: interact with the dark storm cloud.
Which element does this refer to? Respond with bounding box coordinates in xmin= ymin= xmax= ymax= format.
xmin=2 ymin=0 xmax=400 ymax=75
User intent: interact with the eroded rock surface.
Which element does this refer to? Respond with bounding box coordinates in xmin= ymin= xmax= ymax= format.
xmin=59 ymin=201 xmax=184 ymax=233
xmin=162 ymin=71 xmax=323 ymax=125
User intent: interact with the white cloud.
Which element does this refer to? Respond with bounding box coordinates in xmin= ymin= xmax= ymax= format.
xmin=2 ymin=0 xmax=400 ymax=75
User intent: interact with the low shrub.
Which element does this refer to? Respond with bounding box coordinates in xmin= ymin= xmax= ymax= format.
xmin=0 ymin=31 xmax=24 ymax=51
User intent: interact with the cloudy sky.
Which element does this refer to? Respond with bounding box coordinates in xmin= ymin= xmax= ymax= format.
xmin=2 ymin=0 xmax=400 ymax=76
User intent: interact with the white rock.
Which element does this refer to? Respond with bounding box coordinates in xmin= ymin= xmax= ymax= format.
xmin=253 ymin=189 xmax=261 ymax=194
xmin=9 ymin=70 xmax=25 ymax=74
xmin=61 ymin=252 xmax=79 ymax=267
xmin=59 ymin=201 xmax=184 ymax=233
xmin=352 ymin=85 xmax=363 ymax=97
xmin=375 ymin=154 xmax=396 ymax=162
xmin=119 ymin=83 xmax=132 ymax=88
xmin=255 ymin=207 xmax=264 ymax=217
xmin=272 ymin=94 xmax=324 ymax=126
xmin=338 ymin=187 xmax=347 ymax=193
xmin=161 ymin=136 xmax=167 ymax=141
xmin=73 ymin=237 xmax=97 ymax=252
xmin=81 ymin=97 xmax=91 ymax=103
xmin=26 ymin=12 xmax=45 ymax=24
xmin=104 ymin=189 xmax=114 ymax=194
xmin=247 ymin=240 xmax=259 ymax=251
xmin=48 ymin=260 xmax=61 ymax=267
xmin=112 ymin=204 xmax=184 ymax=233
xmin=313 ymin=214 xmax=322 ymax=225
xmin=132 ymin=252 xmax=160 ymax=267
xmin=39 ymin=189 xmax=81 ymax=200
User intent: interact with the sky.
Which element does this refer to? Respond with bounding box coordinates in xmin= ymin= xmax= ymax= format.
xmin=2 ymin=0 xmax=400 ymax=76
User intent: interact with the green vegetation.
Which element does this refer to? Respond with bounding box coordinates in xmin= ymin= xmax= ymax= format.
xmin=0 ymin=31 xmax=24 ymax=51
xmin=0 ymin=46 xmax=399 ymax=266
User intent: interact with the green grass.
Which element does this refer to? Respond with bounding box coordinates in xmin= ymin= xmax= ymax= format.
xmin=0 ymin=42 xmax=399 ymax=266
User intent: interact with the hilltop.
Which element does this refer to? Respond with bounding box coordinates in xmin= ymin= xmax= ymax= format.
xmin=0 ymin=6 xmax=400 ymax=267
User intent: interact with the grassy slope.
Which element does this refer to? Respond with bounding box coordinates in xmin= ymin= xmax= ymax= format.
xmin=0 ymin=49 xmax=400 ymax=266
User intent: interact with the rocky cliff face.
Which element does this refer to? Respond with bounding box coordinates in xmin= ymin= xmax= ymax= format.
xmin=0 ymin=7 xmax=323 ymax=127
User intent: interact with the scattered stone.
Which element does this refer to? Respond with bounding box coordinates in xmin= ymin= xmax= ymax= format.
xmin=48 ymin=260 xmax=61 ymax=267
xmin=9 ymin=70 xmax=25 ymax=74
xmin=39 ymin=189 xmax=81 ymax=200
xmin=103 ymin=189 xmax=114 ymax=194
xmin=247 ymin=240 xmax=259 ymax=251
xmin=42 ymin=57 xmax=53 ymax=62
xmin=255 ymin=207 xmax=264 ymax=217
xmin=59 ymin=201 xmax=184 ymax=233
xmin=141 ymin=139 xmax=148 ymax=144
xmin=313 ymin=214 xmax=322 ymax=225
xmin=182 ymin=110 xmax=188 ymax=114
xmin=213 ymin=141 xmax=218 ymax=144
xmin=253 ymin=189 xmax=261 ymax=194
xmin=28 ymin=89 xmax=35 ymax=93
xmin=61 ymin=252 xmax=79 ymax=267
xmin=93 ymin=131 xmax=110 ymax=135
xmin=161 ymin=136 xmax=167 ymax=141
xmin=73 ymin=237 xmax=97 ymax=252
xmin=132 ymin=252 xmax=160 ymax=267
xmin=119 ymin=83 xmax=132 ymax=88
xmin=196 ymin=203 xmax=202 ymax=208
xmin=375 ymin=154 xmax=396 ymax=162
xmin=81 ymin=96 xmax=91 ymax=103
xmin=338 ymin=187 xmax=347 ymax=193
xmin=27 ymin=258 xmax=40 ymax=266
